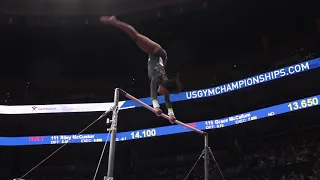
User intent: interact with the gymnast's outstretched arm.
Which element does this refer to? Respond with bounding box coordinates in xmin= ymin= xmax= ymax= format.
xmin=100 ymin=16 xmax=167 ymax=65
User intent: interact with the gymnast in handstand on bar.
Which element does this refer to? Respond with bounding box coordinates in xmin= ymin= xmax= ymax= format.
xmin=100 ymin=16 xmax=182 ymax=123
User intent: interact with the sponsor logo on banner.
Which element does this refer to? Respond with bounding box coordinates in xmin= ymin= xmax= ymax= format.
xmin=32 ymin=106 xmax=37 ymax=111
xmin=31 ymin=106 xmax=57 ymax=112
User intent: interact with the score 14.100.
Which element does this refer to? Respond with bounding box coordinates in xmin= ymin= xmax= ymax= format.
xmin=288 ymin=97 xmax=318 ymax=111
xmin=131 ymin=129 xmax=157 ymax=139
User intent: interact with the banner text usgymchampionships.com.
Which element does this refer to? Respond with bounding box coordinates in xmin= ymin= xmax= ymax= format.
xmin=186 ymin=62 xmax=309 ymax=99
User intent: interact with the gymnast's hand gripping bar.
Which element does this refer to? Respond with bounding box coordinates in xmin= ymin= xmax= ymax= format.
xmin=118 ymin=89 xmax=206 ymax=135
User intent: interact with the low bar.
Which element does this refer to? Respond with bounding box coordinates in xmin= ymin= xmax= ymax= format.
xmin=119 ymin=89 xmax=205 ymax=135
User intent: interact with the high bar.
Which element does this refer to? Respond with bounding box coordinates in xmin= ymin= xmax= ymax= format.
xmin=119 ymin=89 xmax=206 ymax=135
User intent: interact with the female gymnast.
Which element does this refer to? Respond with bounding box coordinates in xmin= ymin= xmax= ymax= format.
xmin=100 ymin=16 xmax=182 ymax=123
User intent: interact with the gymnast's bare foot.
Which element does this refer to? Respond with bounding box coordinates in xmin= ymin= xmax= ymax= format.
xmin=100 ymin=16 xmax=117 ymax=24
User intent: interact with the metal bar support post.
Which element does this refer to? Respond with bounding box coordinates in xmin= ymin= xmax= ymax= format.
xmin=105 ymin=88 xmax=120 ymax=180
xmin=204 ymin=133 xmax=209 ymax=180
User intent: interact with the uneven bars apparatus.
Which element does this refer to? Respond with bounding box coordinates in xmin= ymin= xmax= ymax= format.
xmin=104 ymin=88 xmax=209 ymax=180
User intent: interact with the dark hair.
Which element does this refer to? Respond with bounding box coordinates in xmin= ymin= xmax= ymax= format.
xmin=161 ymin=74 xmax=182 ymax=94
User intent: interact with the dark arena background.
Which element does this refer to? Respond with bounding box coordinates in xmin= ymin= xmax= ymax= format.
xmin=1 ymin=0 xmax=320 ymax=179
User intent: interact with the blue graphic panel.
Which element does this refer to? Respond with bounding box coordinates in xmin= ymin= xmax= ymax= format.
xmin=1 ymin=95 xmax=318 ymax=146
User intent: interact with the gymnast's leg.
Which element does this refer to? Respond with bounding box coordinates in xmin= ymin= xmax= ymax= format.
xmin=100 ymin=16 xmax=163 ymax=55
